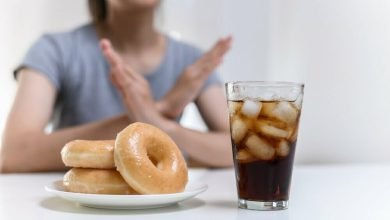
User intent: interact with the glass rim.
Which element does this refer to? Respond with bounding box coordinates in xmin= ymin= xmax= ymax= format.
xmin=225 ymin=81 xmax=304 ymax=88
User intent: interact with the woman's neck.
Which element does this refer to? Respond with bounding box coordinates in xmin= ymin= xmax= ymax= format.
xmin=98 ymin=8 xmax=160 ymax=53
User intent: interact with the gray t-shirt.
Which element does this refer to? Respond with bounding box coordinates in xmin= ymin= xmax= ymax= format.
xmin=16 ymin=24 xmax=220 ymax=129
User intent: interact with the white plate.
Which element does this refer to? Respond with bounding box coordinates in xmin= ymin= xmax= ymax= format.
xmin=45 ymin=180 xmax=208 ymax=210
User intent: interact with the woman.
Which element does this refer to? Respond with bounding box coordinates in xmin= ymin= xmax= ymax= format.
xmin=0 ymin=0 xmax=232 ymax=172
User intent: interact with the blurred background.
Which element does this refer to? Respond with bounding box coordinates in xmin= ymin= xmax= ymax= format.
xmin=1 ymin=0 xmax=389 ymax=164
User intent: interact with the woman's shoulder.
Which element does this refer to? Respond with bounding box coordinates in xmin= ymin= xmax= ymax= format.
xmin=27 ymin=23 xmax=99 ymax=69
xmin=17 ymin=24 xmax=99 ymax=89
xmin=38 ymin=23 xmax=96 ymax=47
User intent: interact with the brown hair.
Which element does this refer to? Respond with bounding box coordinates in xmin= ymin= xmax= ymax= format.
xmin=88 ymin=0 xmax=108 ymax=23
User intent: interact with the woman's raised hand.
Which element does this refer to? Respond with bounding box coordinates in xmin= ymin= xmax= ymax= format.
xmin=158 ymin=36 xmax=232 ymax=119
xmin=100 ymin=39 xmax=169 ymax=128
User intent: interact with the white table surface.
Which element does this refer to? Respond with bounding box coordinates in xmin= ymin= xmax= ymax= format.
xmin=0 ymin=164 xmax=389 ymax=220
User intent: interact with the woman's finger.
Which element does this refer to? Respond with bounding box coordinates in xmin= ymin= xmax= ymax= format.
xmin=193 ymin=36 xmax=232 ymax=74
xmin=206 ymin=36 xmax=232 ymax=60
xmin=124 ymin=66 xmax=140 ymax=80
xmin=201 ymin=58 xmax=222 ymax=74
xmin=110 ymin=73 xmax=119 ymax=88
xmin=100 ymin=39 xmax=146 ymax=85
xmin=110 ymin=73 xmax=128 ymax=98
xmin=100 ymin=39 xmax=139 ymax=85
xmin=100 ymin=39 xmax=123 ymax=68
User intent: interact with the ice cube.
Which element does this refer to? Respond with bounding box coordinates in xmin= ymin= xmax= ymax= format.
xmin=260 ymin=102 xmax=277 ymax=117
xmin=255 ymin=120 xmax=291 ymax=139
xmin=241 ymin=100 xmax=262 ymax=118
xmin=228 ymin=101 xmax=242 ymax=116
xmin=288 ymin=127 xmax=299 ymax=142
xmin=276 ymin=140 xmax=290 ymax=157
xmin=231 ymin=118 xmax=248 ymax=144
xmin=269 ymin=101 xmax=298 ymax=125
xmin=243 ymin=117 xmax=255 ymax=130
xmin=246 ymin=135 xmax=275 ymax=160
xmin=236 ymin=149 xmax=256 ymax=163
xmin=260 ymin=90 xmax=279 ymax=101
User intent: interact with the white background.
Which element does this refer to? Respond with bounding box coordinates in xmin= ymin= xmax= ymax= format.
xmin=1 ymin=0 xmax=389 ymax=164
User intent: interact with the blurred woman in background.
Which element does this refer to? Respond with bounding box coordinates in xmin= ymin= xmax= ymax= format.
xmin=0 ymin=0 xmax=232 ymax=172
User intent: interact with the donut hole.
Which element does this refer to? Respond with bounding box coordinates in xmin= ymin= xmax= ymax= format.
xmin=147 ymin=152 xmax=163 ymax=170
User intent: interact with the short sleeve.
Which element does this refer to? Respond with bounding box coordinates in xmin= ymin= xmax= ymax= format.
xmin=14 ymin=34 xmax=63 ymax=90
xmin=202 ymin=69 xmax=222 ymax=92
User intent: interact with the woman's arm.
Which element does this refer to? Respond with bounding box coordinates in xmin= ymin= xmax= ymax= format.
xmin=101 ymin=39 xmax=233 ymax=168
xmin=167 ymin=85 xmax=233 ymax=167
xmin=0 ymin=69 xmax=130 ymax=173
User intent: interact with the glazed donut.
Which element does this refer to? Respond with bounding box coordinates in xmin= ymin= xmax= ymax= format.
xmin=63 ymin=168 xmax=138 ymax=195
xmin=61 ymin=140 xmax=115 ymax=169
xmin=114 ymin=122 xmax=188 ymax=194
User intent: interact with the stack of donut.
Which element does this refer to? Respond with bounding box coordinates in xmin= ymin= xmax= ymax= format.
xmin=61 ymin=122 xmax=188 ymax=195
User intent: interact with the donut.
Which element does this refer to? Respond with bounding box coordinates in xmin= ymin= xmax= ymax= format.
xmin=63 ymin=168 xmax=138 ymax=195
xmin=114 ymin=122 xmax=188 ymax=194
xmin=61 ymin=140 xmax=115 ymax=169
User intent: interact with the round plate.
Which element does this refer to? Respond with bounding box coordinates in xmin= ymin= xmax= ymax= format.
xmin=45 ymin=180 xmax=208 ymax=209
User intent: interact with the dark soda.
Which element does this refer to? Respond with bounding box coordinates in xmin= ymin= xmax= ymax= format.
xmin=228 ymin=100 xmax=301 ymax=202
